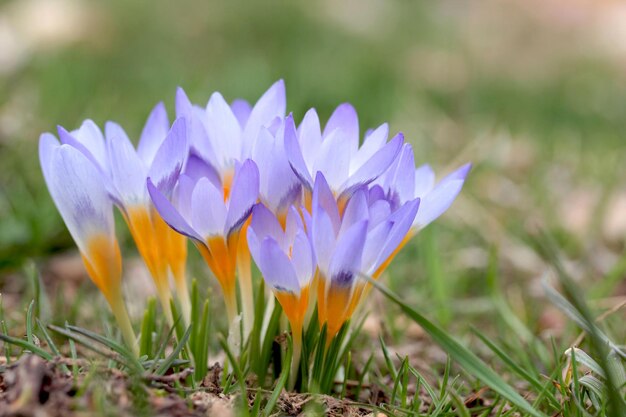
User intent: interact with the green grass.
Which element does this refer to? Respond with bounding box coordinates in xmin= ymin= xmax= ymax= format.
xmin=1 ymin=0 xmax=626 ymax=415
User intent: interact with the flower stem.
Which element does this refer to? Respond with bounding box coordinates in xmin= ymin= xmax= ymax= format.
xmin=109 ymin=294 xmax=138 ymax=356
xmin=237 ymin=250 xmax=254 ymax=342
xmin=289 ymin=322 xmax=302 ymax=390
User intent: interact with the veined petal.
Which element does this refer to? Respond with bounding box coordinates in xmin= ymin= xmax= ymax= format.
xmin=225 ymin=159 xmax=259 ymax=234
xmin=256 ymin=116 xmax=302 ymax=213
xmin=338 ymin=188 xmax=369 ymax=237
xmin=183 ymin=153 xmax=222 ymax=190
xmin=63 ymin=120 xmax=107 ymax=169
xmin=48 ymin=145 xmax=114 ymax=257
xmin=205 ymin=92 xmax=242 ymax=167
xmin=349 ymin=123 xmax=389 ymax=173
xmin=191 ymin=177 xmax=227 ymax=239
xmin=313 ymin=129 xmax=351 ymax=192
xmin=176 ymin=87 xmax=216 ymax=169
xmin=258 ymin=237 xmax=300 ymax=294
xmin=375 ymin=198 xmax=420 ymax=270
xmin=362 ymin=220 xmax=394 ymax=272
xmin=285 ymin=114 xmax=314 ymax=189
xmin=339 ymin=133 xmax=403 ymax=197
xmin=147 ymin=178 xmax=203 ymax=242
xmin=383 ymin=142 xmax=415 ymax=203
xmin=312 ymin=172 xmax=340 ymax=233
xmin=138 ymin=102 xmax=169 ymax=165
xmin=311 ymin=205 xmax=336 ymax=275
xmin=415 ymin=163 xmax=470 ymax=228
xmin=291 ymin=229 xmax=314 ymax=287
xmin=106 ymin=124 xmax=148 ymax=206
xmin=39 ymin=133 xmax=60 ymax=190
xmin=148 ymin=118 xmax=188 ymax=197
xmin=368 ymin=198 xmax=392 ymax=227
xmin=284 ymin=205 xmax=304 ymax=246
xmin=324 ymin=103 xmax=359 ymax=157
xmin=231 ymin=99 xmax=252 ymax=127
xmin=414 ymin=164 xmax=435 ymax=197
xmin=328 ymin=219 xmax=368 ymax=288
xmin=57 ymin=123 xmax=107 ymax=172
xmin=242 ymin=79 xmax=286 ymax=158
xmin=250 ymin=203 xmax=284 ymax=248
xmin=175 ymin=174 xmax=195 ymax=221
xmin=298 ymin=108 xmax=322 ymax=173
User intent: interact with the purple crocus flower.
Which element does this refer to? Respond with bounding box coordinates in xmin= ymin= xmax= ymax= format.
xmin=55 ymin=110 xmax=190 ymax=324
xmin=174 ymin=80 xmax=286 ymax=185
xmin=310 ymin=172 xmax=420 ymax=338
xmin=285 ymin=105 xmax=404 ymax=207
xmin=251 ymin=114 xmax=303 ymax=224
xmin=174 ymin=80 xmax=286 ymax=337
xmin=247 ymin=202 xmax=314 ymax=387
xmin=39 ymin=135 xmax=137 ymax=353
xmin=372 ymin=143 xmax=471 ymax=276
xmin=147 ymin=158 xmax=260 ymax=330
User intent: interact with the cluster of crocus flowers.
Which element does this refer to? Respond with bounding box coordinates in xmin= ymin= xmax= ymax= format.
xmin=40 ymin=80 xmax=470 ymax=370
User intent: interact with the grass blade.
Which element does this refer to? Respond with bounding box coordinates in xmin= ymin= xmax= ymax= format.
xmin=366 ymin=275 xmax=548 ymax=417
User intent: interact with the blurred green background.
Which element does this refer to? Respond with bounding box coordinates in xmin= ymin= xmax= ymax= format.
xmin=1 ymin=0 xmax=625 ymax=331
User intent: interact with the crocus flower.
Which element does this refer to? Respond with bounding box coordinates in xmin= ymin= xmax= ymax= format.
xmin=285 ymin=105 xmax=403 ymax=209
xmin=311 ymin=173 xmax=420 ymax=339
xmin=251 ymin=114 xmax=302 ymax=224
xmin=57 ymin=111 xmax=190 ymax=324
xmin=147 ymin=158 xmax=260 ymax=344
xmin=247 ymin=203 xmax=314 ymax=387
xmin=39 ymin=135 xmax=137 ymax=353
xmin=175 ymin=80 xmax=286 ymax=337
xmin=373 ymin=142 xmax=471 ymax=276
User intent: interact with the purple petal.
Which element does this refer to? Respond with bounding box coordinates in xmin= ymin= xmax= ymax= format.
xmin=242 ymin=80 xmax=286 ymax=158
xmin=57 ymin=123 xmax=107 ymax=172
xmin=48 ymin=145 xmax=114 ymax=256
xmin=205 ymin=92 xmax=242 ymax=167
xmin=374 ymin=198 xmax=420 ymax=270
xmin=323 ymin=103 xmax=359 ymax=157
xmin=147 ymin=178 xmax=203 ymax=242
xmin=39 ymin=133 xmax=60 ymax=191
xmin=297 ymin=108 xmax=322 ymax=172
xmin=225 ymin=159 xmax=260 ymax=234
xmin=65 ymin=120 xmax=107 ymax=168
xmin=362 ymin=220 xmax=394 ymax=272
xmin=414 ymin=163 xmax=470 ymax=228
xmin=349 ymin=123 xmax=389 ymax=173
xmin=312 ymin=172 xmax=340 ymax=233
xmin=285 ymin=114 xmax=314 ymax=190
xmin=313 ymin=128 xmax=351 ymax=192
xmin=148 ymin=118 xmax=188 ymax=197
xmin=190 ymin=177 xmax=227 ymax=239
xmin=338 ymin=188 xmax=369 ymax=237
xmin=311 ymin=203 xmax=336 ymax=274
xmin=175 ymin=174 xmax=195 ymax=221
xmin=328 ymin=220 xmax=368 ymax=287
xmin=255 ymin=116 xmax=302 ymax=213
xmin=383 ymin=142 xmax=415 ymax=203
xmin=106 ymin=123 xmax=148 ymax=206
xmin=414 ymin=164 xmax=435 ymax=197
xmin=368 ymin=199 xmax=392 ymax=227
xmin=339 ymin=133 xmax=403 ymax=198
xmin=284 ymin=205 xmax=304 ymax=247
xmin=175 ymin=87 xmax=216 ymax=169
xmin=183 ymin=153 xmax=222 ymax=190
xmin=258 ymin=237 xmax=300 ymax=294
xmin=231 ymin=99 xmax=252 ymax=127
xmin=138 ymin=102 xmax=169 ymax=165
xmin=250 ymin=203 xmax=284 ymax=247
xmin=291 ymin=229 xmax=314 ymax=286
